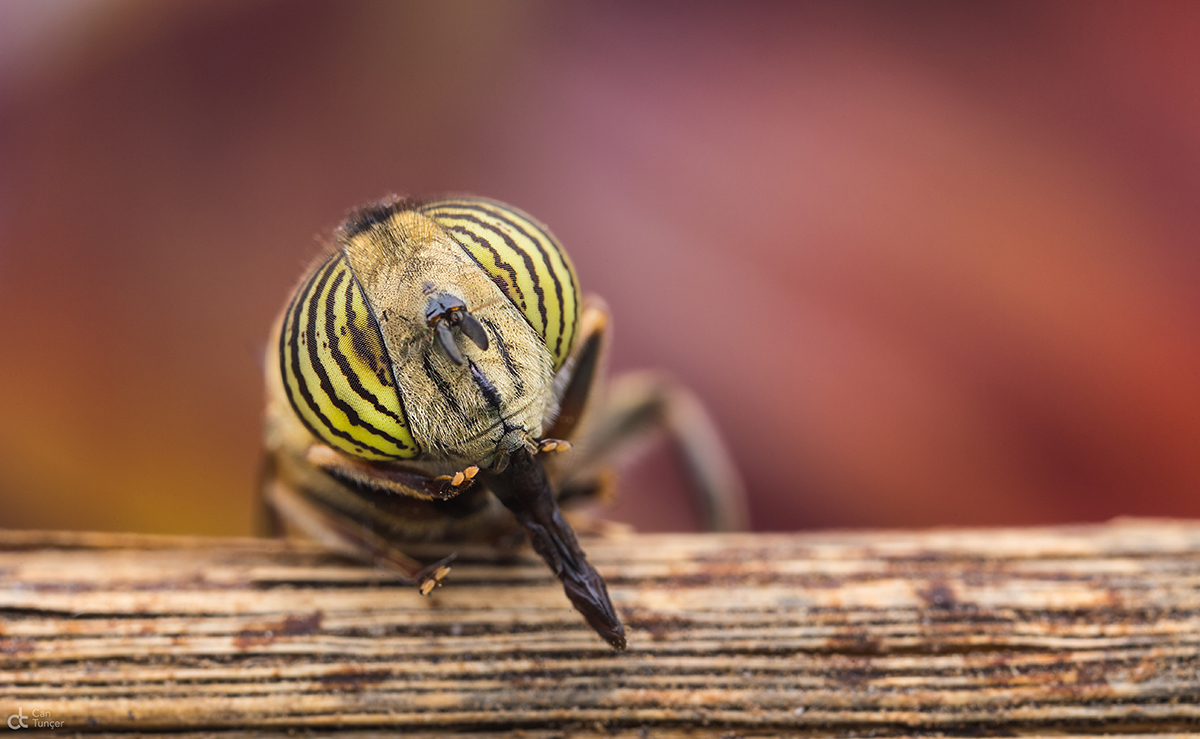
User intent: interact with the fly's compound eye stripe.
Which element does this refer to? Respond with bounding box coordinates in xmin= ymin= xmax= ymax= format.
xmin=279 ymin=252 xmax=420 ymax=460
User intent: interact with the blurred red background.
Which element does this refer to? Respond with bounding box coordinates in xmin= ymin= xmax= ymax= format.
xmin=1 ymin=1 xmax=1199 ymax=535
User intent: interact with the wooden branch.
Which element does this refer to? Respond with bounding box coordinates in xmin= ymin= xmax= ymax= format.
xmin=2 ymin=520 xmax=1199 ymax=737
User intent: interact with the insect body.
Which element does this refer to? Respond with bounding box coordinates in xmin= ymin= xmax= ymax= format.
xmin=262 ymin=196 xmax=747 ymax=650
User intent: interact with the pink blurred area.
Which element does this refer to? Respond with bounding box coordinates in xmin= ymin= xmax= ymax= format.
xmin=1 ymin=1 xmax=1199 ymax=535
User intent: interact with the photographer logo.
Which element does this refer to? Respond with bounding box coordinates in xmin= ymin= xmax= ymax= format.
xmin=7 ymin=708 xmax=62 ymax=730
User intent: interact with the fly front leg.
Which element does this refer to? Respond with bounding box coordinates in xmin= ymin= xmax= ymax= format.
xmin=262 ymin=474 xmax=455 ymax=594
xmin=542 ymin=297 xmax=612 ymax=444
xmin=261 ymin=442 xmax=483 ymax=593
xmin=306 ymin=444 xmax=478 ymax=500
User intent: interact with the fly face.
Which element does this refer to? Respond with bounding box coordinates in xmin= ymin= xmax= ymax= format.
xmin=339 ymin=209 xmax=558 ymax=468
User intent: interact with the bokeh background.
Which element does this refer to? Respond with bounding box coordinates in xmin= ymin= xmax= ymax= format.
xmin=2 ymin=0 xmax=1199 ymax=535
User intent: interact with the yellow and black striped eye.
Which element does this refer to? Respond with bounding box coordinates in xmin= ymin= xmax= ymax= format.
xmin=419 ymin=197 xmax=581 ymax=371
xmin=279 ymin=253 xmax=420 ymax=461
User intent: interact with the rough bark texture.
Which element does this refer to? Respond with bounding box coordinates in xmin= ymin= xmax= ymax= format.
xmin=1 ymin=520 xmax=1198 ymax=737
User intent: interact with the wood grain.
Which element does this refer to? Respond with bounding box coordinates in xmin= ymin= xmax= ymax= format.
xmin=1 ymin=520 xmax=1198 ymax=736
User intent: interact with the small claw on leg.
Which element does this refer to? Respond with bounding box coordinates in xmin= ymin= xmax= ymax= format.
xmin=538 ymin=439 xmax=572 ymax=454
xmin=416 ymin=555 xmax=456 ymax=596
xmin=435 ymin=465 xmax=480 ymax=495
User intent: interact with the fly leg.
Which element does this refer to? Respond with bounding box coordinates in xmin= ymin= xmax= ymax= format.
xmin=543 ymin=296 xmax=748 ymax=532
xmin=262 ymin=460 xmax=456 ymax=594
xmin=559 ymin=370 xmax=750 ymax=532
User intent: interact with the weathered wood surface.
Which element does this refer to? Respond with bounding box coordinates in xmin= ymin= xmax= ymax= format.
xmin=1 ymin=520 xmax=1199 ymax=737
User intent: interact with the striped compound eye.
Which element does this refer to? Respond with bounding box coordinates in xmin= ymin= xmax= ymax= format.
xmin=418 ymin=197 xmax=580 ymax=372
xmin=277 ymin=196 xmax=581 ymax=462
xmin=279 ymin=252 xmax=420 ymax=461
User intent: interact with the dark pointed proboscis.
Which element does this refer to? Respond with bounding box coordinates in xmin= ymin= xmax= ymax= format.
xmin=484 ymin=447 xmax=626 ymax=650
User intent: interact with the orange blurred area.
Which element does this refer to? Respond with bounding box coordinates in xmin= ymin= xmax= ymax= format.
xmin=1 ymin=1 xmax=1199 ymax=535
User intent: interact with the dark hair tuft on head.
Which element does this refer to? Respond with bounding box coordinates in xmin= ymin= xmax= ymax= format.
xmin=339 ymin=196 xmax=420 ymax=239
